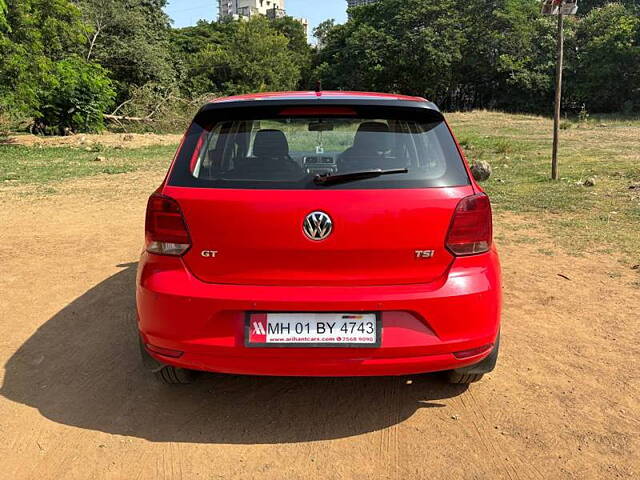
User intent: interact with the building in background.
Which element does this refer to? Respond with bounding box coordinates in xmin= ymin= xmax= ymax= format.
xmin=295 ymin=17 xmax=309 ymax=37
xmin=219 ymin=0 xmax=285 ymax=19
xmin=218 ymin=0 xmax=308 ymax=36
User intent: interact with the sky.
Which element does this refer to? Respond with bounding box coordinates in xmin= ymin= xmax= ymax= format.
xmin=164 ymin=0 xmax=349 ymax=40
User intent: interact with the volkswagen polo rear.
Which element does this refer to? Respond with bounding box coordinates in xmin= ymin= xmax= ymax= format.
xmin=136 ymin=91 xmax=501 ymax=384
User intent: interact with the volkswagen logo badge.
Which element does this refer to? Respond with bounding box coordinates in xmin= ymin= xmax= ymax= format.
xmin=303 ymin=211 xmax=333 ymax=241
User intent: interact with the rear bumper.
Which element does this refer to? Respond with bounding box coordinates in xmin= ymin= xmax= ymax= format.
xmin=136 ymin=250 xmax=501 ymax=377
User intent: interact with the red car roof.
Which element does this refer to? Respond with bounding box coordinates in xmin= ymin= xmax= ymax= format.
xmin=210 ymin=91 xmax=428 ymax=104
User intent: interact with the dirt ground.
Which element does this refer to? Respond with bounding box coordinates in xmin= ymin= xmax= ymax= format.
xmin=2 ymin=132 xmax=184 ymax=149
xmin=0 ymin=170 xmax=638 ymax=480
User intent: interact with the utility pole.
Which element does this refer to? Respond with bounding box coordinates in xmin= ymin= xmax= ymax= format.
xmin=542 ymin=0 xmax=578 ymax=180
xmin=551 ymin=12 xmax=563 ymax=180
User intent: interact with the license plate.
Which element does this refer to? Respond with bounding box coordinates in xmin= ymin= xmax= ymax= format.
xmin=246 ymin=312 xmax=381 ymax=347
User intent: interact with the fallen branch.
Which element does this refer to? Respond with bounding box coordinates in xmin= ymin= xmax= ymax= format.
xmin=109 ymin=98 xmax=134 ymax=117
xmin=145 ymin=93 xmax=173 ymax=120
xmin=104 ymin=93 xmax=174 ymax=123
xmin=103 ymin=114 xmax=153 ymax=123
xmin=102 ymin=92 xmax=215 ymax=124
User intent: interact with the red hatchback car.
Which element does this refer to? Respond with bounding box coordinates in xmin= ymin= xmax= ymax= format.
xmin=137 ymin=91 xmax=501 ymax=384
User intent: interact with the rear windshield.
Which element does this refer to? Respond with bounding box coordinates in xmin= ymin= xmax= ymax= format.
xmin=169 ymin=112 xmax=470 ymax=189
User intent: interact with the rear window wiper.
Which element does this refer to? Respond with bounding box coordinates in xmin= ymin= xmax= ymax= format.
xmin=313 ymin=168 xmax=408 ymax=186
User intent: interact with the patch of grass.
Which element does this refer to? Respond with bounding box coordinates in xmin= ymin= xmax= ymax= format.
xmin=510 ymin=235 xmax=539 ymax=245
xmin=494 ymin=138 xmax=515 ymax=155
xmin=101 ymin=165 xmax=137 ymax=175
xmin=448 ymin=110 xmax=640 ymax=262
xmin=0 ymin=144 xmax=177 ymax=185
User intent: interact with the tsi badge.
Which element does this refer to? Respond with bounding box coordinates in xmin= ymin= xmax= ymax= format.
xmin=415 ymin=250 xmax=435 ymax=259
xmin=201 ymin=250 xmax=219 ymax=258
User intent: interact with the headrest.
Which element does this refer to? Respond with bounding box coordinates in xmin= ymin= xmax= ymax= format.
xmin=352 ymin=121 xmax=391 ymax=153
xmin=253 ymin=129 xmax=289 ymax=158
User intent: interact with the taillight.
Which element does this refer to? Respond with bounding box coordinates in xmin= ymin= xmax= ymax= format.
xmin=446 ymin=194 xmax=493 ymax=256
xmin=145 ymin=343 xmax=184 ymax=358
xmin=453 ymin=343 xmax=494 ymax=359
xmin=145 ymin=193 xmax=191 ymax=256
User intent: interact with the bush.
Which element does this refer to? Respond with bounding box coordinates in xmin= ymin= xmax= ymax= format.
xmin=36 ymin=56 xmax=115 ymax=134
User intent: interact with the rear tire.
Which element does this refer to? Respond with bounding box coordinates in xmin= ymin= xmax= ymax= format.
xmin=139 ymin=338 xmax=199 ymax=385
xmin=154 ymin=365 xmax=199 ymax=385
xmin=445 ymin=333 xmax=500 ymax=384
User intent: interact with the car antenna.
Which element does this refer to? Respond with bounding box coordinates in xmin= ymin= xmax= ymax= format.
xmin=315 ymin=80 xmax=322 ymax=94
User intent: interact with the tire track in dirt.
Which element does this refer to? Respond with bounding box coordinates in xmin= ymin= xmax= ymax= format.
xmin=377 ymin=378 xmax=401 ymax=480
xmin=463 ymin=391 xmax=519 ymax=479
xmin=453 ymin=391 xmax=521 ymax=480
xmin=466 ymin=389 xmax=546 ymax=480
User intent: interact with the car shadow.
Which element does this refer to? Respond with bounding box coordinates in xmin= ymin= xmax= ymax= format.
xmin=1 ymin=263 xmax=467 ymax=444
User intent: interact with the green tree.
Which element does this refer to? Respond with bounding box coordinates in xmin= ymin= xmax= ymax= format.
xmin=270 ymin=16 xmax=313 ymax=87
xmin=36 ymin=55 xmax=115 ymax=133
xmin=570 ymin=3 xmax=640 ymax=112
xmin=174 ymin=17 xmax=302 ymax=97
xmin=314 ymin=0 xmax=565 ymax=113
xmin=313 ymin=19 xmax=335 ymax=48
xmin=7 ymin=0 xmax=86 ymax=60
xmin=315 ymin=0 xmax=465 ymax=101
xmin=490 ymin=0 xmax=560 ymax=112
xmin=170 ymin=19 xmax=230 ymax=58
xmin=0 ymin=0 xmax=8 ymax=31
xmin=0 ymin=0 xmax=86 ymax=120
xmin=74 ymin=0 xmax=175 ymax=101
xmin=575 ymin=0 xmax=638 ymax=15
xmin=271 ymin=16 xmax=310 ymax=59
